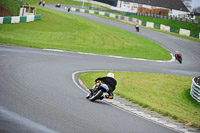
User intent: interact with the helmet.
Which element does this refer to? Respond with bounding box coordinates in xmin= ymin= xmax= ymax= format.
xmin=107 ymin=73 xmax=114 ymax=78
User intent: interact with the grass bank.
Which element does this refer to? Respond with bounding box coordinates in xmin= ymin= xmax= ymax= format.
xmin=0 ymin=6 xmax=171 ymax=60
xmin=78 ymin=71 xmax=200 ymax=129
xmin=0 ymin=0 xmax=21 ymax=16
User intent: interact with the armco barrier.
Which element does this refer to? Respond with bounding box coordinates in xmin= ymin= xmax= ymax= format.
xmin=27 ymin=15 xmax=34 ymax=22
xmin=34 ymin=14 xmax=41 ymax=20
xmin=11 ymin=16 xmax=20 ymax=23
xmin=110 ymin=14 xmax=115 ymax=18
xmin=3 ymin=17 xmax=11 ymax=24
xmin=170 ymin=27 xmax=180 ymax=34
xmin=160 ymin=24 xmax=170 ymax=32
xmin=0 ymin=14 xmax=41 ymax=24
xmin=99 ymin=11 xmax=105 ymax=15
xmin=179 ymin=28 xmax=190 ymax=36
xmin=0 ymin=17 xmax=3 ymax=24
xmin=190 ymin=76 xmax=200 ymax=103
xmin=71 ymin=7 xmax=200 ymax=39
xmin=142 ymin=21 xmax=146 ymax=26
xmin=190 ymin=31 xmax=199 ymax=38
xmin=20 ymin=16 xmax=27 ymax=23
xmin=146 ymin=22 xmax=154 ymax=28
xmin=154 ymin=23 xmax=160 ymax=29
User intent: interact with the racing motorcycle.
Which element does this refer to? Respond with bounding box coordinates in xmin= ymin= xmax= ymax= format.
xmin=86 ymin=80 xmax=108 ymax=102
xmin=175 ymin=54 xmax=182 ymax=64
xmin=135 ymin=26 xmax=139 ymax=32
xmin=135 ymin=24 xmax=139 ymax=32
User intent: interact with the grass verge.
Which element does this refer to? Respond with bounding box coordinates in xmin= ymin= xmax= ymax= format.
xmin=0 ymin=0 xmax=21 ymax=16
xmin=78 ymin=71 xmax=200 ymax=129
xmin=0 ymin=6 xmax=171 ymax=60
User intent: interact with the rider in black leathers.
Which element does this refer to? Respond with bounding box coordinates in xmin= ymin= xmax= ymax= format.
xmin=86 ymin=73 xmax=117 ymax=99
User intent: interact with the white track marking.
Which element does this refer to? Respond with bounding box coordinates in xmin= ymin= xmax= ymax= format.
xmin=44 ymin=49 xmax=175 ymax=62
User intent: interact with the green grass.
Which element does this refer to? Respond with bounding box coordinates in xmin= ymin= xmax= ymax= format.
xmin=196 ymin=16 xmax=200 ymax=21
xmin=78 ymin=71 xmax=200 ymax=129
xmin=0 ymin=6 xmax=171 ymax=60
xmin=0 ymin=0 xmax=21 ymax=16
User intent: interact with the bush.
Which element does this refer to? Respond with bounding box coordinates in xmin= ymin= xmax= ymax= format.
xmin=0 ymin=0 xmax=21 ymax=16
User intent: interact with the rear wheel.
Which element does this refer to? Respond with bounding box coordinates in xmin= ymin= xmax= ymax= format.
xmin=178 ymin=58 xmax=182 ymax=64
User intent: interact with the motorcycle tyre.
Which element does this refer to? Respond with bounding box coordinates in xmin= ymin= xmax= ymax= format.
xmin=178 ymin=58 xmax=182 ymax=64
xmin=90 ymin=89 xmax=103 ymax=102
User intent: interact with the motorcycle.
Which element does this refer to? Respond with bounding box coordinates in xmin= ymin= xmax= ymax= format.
xmin=175 ymin=54 xmax=182 ymax=64
xmin=135 ymin=26 xmax=139 ymax=32
xmin=55 ymin=3 xmax=61 ymax=7
xmin=86 ymin=80 xmax=108 ymax=102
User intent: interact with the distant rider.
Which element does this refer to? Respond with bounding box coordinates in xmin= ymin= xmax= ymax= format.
xmin=86 ymin=73 xmax=117 ymax=99
xmin=175 ymin=51 xmax=182 ymax=60
xmin=135 ymin=24 xmax=139 ymax=32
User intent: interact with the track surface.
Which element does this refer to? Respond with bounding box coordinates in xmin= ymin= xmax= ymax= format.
xmin=0 ymin=5 xmax=200 ymax=133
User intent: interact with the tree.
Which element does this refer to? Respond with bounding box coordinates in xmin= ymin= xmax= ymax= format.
xmin=193 ymin=6 xmax=200 ymax=13
xmin=181 ymin=0 xmax=192 ymax=10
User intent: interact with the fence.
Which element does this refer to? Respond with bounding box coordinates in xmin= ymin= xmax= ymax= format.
xmin=0 ymin=14 xmax=42 ymax=24
xmin=136 ymin=13 xmax=200 ymax=24
xmin=191 ymin=76 xmax=200 ymax=103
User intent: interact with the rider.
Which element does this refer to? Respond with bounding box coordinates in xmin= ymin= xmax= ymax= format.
xmin=175 ymin=51 xmax=182 ymax=60
xmin=135 ymin=23 xmax=139 ymax=32
xmin=86 ymin=73 xmax=117 ymax=99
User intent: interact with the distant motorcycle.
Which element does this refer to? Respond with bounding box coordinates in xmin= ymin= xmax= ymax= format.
xmin=86 ymin=80 xmax=108 ymax=102
xmin=175 ymin=53 xmax=182 ymax=64
xmin=38 ymin=1 xmax=42 ymax=5
xmin=135 ymin=24 xmax=139 ymax=32
xmin=55 ymin=3 xmax=61 ymax=8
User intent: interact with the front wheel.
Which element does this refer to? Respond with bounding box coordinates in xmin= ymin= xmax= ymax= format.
xmin=89 ymin=89 xmax=103 ymax=102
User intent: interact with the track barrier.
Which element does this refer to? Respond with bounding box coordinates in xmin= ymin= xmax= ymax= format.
xmin=0 ymin=14 xmax=42 ymax=24
xmin=191 ymin=76 xmax=200 ymax=103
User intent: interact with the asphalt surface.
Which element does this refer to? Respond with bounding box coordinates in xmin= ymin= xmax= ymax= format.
xmin=0 ymin=4 xmax=200 ymax=133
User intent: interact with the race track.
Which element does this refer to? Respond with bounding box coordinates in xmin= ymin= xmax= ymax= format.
xmin=0 ymin=5 xmax=200 ymax=133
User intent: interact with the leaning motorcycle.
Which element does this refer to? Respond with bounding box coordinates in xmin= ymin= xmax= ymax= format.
xmin=175 ymin=54 xmax=182 ymax=64
xmin=86 ymin=80 xmax=108 ymax=102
